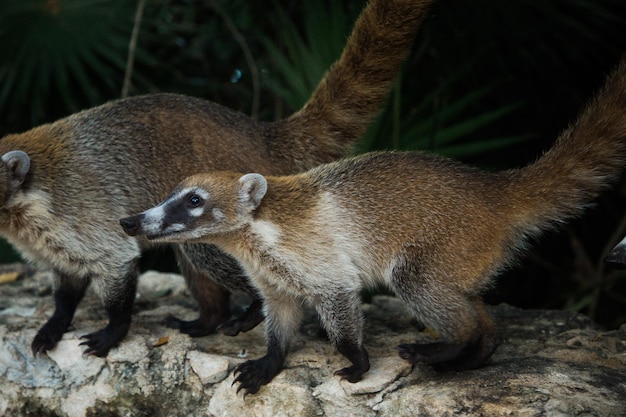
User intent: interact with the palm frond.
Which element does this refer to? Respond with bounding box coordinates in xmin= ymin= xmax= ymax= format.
xmin=261 ymin=0 xmax=359 ymax=111
xmin=0 ymin=0 xmax=138 ymax=128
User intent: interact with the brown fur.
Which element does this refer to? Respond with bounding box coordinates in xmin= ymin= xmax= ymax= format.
xmin=0 ymin=0 xmax=430 ymax=356
xmin=121 ymin=57 xmax=626 ymax=394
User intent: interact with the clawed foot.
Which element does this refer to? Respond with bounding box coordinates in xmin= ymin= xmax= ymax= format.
xmin=165 ymin=315 xmax=218 ymax=338
xmin=217 ymin=299 xmax=265 ymax=336
xmin=33 ymin=323 xmax=126 ymax=358
xmin=334 ymin=365 xmax=366 ymax=383
xmin=233 ymin=355 xmax=284 ymax=397
xmin=217 ymin=313 xmax=264 ymax=337
xmin=397 ymin=341 xmax=466 ymax=365
xmin=166 ymin=299 xmax=265 ymax=338
xmin=79 ymin=324 xmax=130 ymax=357
xmin=217 ymin=319 xmax=253 ymax=337
xmin=397 ymin=338 xmax=497 ymax=372
xmin=334 ymin=342 xmax=370 ymax=383
xmin=31 ymin=320 xmax=67 ymax=356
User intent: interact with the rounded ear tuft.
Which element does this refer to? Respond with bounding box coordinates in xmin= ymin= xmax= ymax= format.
xmin=2 ymin=150 xmax=31 ymax=188
xmin=238 ymin=173 xmax=267 ymax=210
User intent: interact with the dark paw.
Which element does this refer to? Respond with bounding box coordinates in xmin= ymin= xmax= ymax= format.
xmin=233 ymin=355 xmax=283 ymax=397
xmin=397 ymin=338 xmax=498 ymax=372
xmin=217 ymin=315 xmax=262 ymax=337
xmin=431 ymin=355 xmax=486 ymax=373
xmin=216 ymin=319 xmax=246 ymax=337
xmin=397 ymin=342 xmax=425 ymax=363
xmin=31 ymin=323 xmax=65 ymax=356
xmin=333 ymin=365 xmax=365 ymax=383
xmin=218 ymin=299 xmax=265 ymax=336
xmin=334 ymin=342 xmax=369 ymax=383
xmin=79 ymin=325 xmax=129 ymax=357
xmin=165 ymin=315 xmax=217 ymax=337
xmin=396 ymin=342 xmax=466 ymax=365
xmin=434 ymin=334 xmax=500 ymax=372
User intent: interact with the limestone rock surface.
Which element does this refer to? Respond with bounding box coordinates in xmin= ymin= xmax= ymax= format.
xmin=0 ymin=267 xmax=624 ymax=416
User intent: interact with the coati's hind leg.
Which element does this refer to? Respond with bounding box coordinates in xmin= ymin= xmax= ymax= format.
xmin=396 ymin=300 xmax=499 ymax=372
xmin=170 ymin=244 xmax=263 ymax=337
xmin=389 ymin=246 xmax=500 ymax=371
xmin=32 ymin=270 xmax=90 ymax=355
xmin=168 ymin=245 xmax=231 ymax=337
xmin=79 ymin=259 xmax=140 ymax=357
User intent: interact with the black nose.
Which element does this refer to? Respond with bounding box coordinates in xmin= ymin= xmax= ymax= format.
xmin=120 ymin=216 xmax=139 ymax=236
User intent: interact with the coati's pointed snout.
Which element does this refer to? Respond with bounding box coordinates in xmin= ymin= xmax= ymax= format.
xmin=120 ymin=216 xmax=140 ymax=236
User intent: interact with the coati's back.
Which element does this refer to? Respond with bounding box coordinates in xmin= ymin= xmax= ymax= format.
xmin=289 ymin=152 xmax=517 ymax=283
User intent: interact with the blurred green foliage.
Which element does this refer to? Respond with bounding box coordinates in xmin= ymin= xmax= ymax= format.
xmin=0 ymin=0 xmax=625 ymax=326
xmin=0 ymin=0 xmax=137 ymax=128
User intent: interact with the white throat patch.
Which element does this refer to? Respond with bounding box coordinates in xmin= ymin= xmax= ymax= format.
xmin=251 ymin=220 xmax=281 ymax=247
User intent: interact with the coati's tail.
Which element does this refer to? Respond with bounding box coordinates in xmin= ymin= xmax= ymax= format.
xmin=275 ymin=0 xmax=433 ymax=170
xmin=511 ymin=57 xmax=626 ymax=235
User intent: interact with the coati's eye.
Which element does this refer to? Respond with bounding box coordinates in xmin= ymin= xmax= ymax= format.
xmin=187 ymin=194 xmax=202 ymax=208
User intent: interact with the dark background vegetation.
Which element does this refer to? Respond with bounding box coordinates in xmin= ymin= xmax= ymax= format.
xmin=1 ymin=0 xmax=626 ymax=327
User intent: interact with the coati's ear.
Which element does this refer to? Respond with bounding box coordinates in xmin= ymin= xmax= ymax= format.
xmin=1 ymin=150 xmax=31 ymax=188
xmin=238 ymin=173 xmax=267 ymax=211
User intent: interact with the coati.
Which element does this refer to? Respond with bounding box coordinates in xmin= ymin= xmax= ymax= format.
xmin=0 ymin=0 xmax=431 ymax=357
xmin=120 ymin=57 xmax=626 ymax=395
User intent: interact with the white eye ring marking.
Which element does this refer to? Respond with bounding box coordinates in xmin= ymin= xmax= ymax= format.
xmin=189 ymin=206 xmax=204 ymax=217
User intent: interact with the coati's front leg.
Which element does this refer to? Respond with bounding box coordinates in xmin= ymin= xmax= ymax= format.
xmin=233 ymin=332 xmax=286 ymax=397
xmin=233 ymin=292 xmax=302 ymax=396
xmin=170 ymin=244 xmax=263 ymax=337
xmin=31 ymin=270 xmax=89 ymax=355
xmin=316 ymin=289 xmax=370 ymax=382
xmin=167 ymin=245 xmax=230 ymax=336
xmin=78 ymin=265 xmax=139 ymax=357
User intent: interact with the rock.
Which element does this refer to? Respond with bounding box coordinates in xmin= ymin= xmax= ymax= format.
xmin=0 ymin=268 xmax=624 ymax=416
xmin=46 ymin=336 xmax=107 ymax=385
xmin=188 ymin=351 xmax=231 ymax=385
